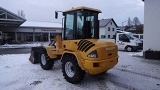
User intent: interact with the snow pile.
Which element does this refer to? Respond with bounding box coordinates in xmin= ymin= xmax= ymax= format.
xmin=0 ymin=43 xmax=46 ymax=49
xmin=129 ymin=51 xmax=143 ymax=57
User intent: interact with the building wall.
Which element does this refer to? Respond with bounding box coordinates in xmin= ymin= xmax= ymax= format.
xmin=0 ymin=27 xmax=62 ymax=43
xmin=99 ymin=21 xmax=117 ymax=39
xmin=143 ymin=0 xmax=160 ymax=51
xmin=99 ymin=27 xmax=105 ymax=38
xmin=2 ymin=27 xmax=62 ymax=33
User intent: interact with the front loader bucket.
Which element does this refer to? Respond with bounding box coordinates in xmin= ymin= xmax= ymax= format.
xmin=29 ymin=47 xmax=42 ymax=64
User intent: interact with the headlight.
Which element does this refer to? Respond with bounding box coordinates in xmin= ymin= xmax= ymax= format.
xmin=135 ymin=42 xmax=139 ymax=46
xmin=87 ymin=50 xmax=98 ymax=58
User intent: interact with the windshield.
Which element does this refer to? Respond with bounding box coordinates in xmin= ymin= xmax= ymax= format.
xmin=125 ymin=33 xmax=141 ymax=40
xmin=125 ymin=33 xmax=135 ymax=40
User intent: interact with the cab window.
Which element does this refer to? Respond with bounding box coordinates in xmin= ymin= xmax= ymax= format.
xmin=119 ymin=34 xmax=130 ymax=42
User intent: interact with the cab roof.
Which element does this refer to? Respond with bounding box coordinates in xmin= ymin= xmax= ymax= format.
xmin=63 ymin=6 xmax=102 ymax=13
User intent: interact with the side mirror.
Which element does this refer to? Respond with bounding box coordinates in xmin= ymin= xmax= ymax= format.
xmin=55 ymin=11 xmax=58 ymax=19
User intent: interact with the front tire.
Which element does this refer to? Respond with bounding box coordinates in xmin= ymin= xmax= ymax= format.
xmin=126 ymin=46 xmax=133 ymax=52
xmin=62 ymin=55 xmax=85 ymax=84
xmin=40 ymin=51 xmax=53 ymax=70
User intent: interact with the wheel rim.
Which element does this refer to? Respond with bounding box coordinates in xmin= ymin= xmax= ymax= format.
xmin=127 ymin=47 xmax=132 ymax=51
xmin=65 ymin=62 xmax=75 ymax=78
xmin=41 ymin=54 xmax=46 ymax=65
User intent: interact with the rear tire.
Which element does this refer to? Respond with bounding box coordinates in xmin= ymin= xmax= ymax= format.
xmin=40 ymin=50 xmax=53 ymax=70
xmin=31 ymin=50 xmax=36 ymax=64
xmin=62 ymin=55 xmax=85 ymax=84
xmin=126 ymin=46 xmax=133 ymax=52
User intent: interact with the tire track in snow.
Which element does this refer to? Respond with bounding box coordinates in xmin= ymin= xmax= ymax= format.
xmin=114 ymin=67 xmax=160 ymax=80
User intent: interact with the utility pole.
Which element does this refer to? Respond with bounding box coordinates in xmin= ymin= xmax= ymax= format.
xmin=122 ymin=20 xmax=128 ymax=31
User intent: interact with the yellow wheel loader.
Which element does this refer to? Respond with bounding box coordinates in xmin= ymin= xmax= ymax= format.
xmin=29 ymin=6 xmax=118 ymax=84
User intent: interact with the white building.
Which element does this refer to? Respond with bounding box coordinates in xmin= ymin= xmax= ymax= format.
xmin=143 ymin=0 xmax=160 ymax=51
xmin=99 ymin=18 xmax=118 ymax=39
xmin=1 ymin=21 xmax=62 ymax=43
xmin=0 ymin=7 xmax=62 ymax=44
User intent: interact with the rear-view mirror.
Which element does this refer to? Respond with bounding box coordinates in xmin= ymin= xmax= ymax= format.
xmin=55 ymin=11 xmax=58 ymax=19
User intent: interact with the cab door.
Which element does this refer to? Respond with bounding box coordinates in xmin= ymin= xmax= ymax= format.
xmin=116 ymin=33 xmax=130 ymax=50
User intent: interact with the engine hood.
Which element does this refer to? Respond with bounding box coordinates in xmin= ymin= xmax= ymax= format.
xmin=77 ymin=39 xmax=117 ymax=53
xmin=77 ymin=39 xmax=118 ymax=60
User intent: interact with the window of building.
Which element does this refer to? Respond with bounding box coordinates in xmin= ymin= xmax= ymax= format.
xmin=110 ymin=22 xmax=112 ymax=25
xmin=112 ymin=28 xmax=114 ymax=31
xmin=17 ymin=33 xmax=33 ymax=42
xmin=108 ymin=27 xmax=110 ymax=31
xmin=50 ymin=33 xmax=62 ymax=39
xmin=17 ymin=33 xmax=25 ymax=42
xmin=108 ymin=35 xmax=110 ymax=38
xmin=35 ymin=33 xmax=48 ymax=42
xmin=112 ymin=35 xmax=116 ymax=39
xmin=3 ymin=32 xmax=15 ymax=43
xmin=101 ymin=35 xmax=106 ymax=38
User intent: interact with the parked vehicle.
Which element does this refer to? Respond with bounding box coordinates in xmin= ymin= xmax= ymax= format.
xmin=110 ymin=30 xmax=143 ymax=52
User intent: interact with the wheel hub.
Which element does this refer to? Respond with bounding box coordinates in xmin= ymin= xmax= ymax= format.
xmin=41 ymin=54 xmax=46 ymax=65
xmin=127 ymin=47 xmax=132 ymax=51
xmin=65 ymin=62 xmax=75 ymax=78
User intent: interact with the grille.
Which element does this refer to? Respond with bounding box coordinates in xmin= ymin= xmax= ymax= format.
xmin=138 ymin=43 xmax=143 ymax=47
xmin=77 ymin=40 xmax=95 ymax=52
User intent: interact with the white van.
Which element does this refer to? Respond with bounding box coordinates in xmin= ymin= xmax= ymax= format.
xmin=111 ymin=30 xmax=143 ymax=52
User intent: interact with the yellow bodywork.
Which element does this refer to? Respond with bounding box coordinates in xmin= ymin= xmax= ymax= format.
xmin=43 ymin=6 xmax=118 ymax=75
xmin=45 ymin=35 xmax=118 ymax=75
xmin=63 ymin=6 xmax=102 ymax=13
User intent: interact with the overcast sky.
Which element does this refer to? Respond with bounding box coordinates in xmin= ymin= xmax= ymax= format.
xmin=0 ymin=0 xmax=144 ymax=26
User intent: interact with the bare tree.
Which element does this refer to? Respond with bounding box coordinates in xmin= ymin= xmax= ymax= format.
xmin=133 ymin=17 xmax=141 ymax=26
xmin=127 ymin=17 xmax=132 ymax=27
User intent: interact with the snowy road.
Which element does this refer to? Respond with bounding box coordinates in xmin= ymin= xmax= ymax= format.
xmin=0 ymin=51 xmax=160 ymax=90
xmin=0 ymin=48 xmax=31 ymax=55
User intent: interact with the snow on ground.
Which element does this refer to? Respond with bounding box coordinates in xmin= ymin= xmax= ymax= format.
xmin=0 ymin=42 xmax=49 ymax=49
xmin=0 ymin=54 xmax=117 ymax=90
xmin=1 ymin=50 xmax=160 ymax=90
xmin=128 ymin=51 xmax=143 ymax=57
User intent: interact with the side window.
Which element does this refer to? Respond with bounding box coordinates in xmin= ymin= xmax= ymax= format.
xmin=65 ymin=13 xmax=74 ymax=40
xmin=119 ymin=34 xmax=123 ymax=41
xmin=133 ymin=35 xmax=139 ymax=38
xmin=119 ymin=34 xmax=129 ymax=42
xmin=77 ymin=11 xmax=84 ymax=39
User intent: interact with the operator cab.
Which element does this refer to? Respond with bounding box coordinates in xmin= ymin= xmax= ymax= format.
xmin=63 ymin=6 xmax=101 ymax=40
